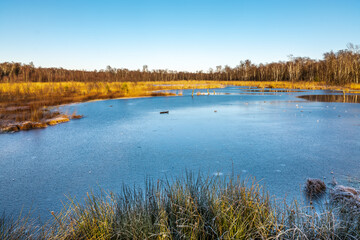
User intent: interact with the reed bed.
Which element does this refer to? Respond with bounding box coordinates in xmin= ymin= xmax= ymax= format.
xmin=0 ymin=81 xmax=224 ymax=101
xmin=2 ymin=174 xmax=360 ymax=239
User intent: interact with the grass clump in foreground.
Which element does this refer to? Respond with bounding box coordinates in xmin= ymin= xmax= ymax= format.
xmin=1 ymin=174 xmax=360 ymax=239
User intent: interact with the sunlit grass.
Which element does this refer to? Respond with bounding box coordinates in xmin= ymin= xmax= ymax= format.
xmin=2 ymin=81 xmax=358 ymax=101
xmin=45 ymin=175 xmax=278 ymax=239
xmin=221 ymin=81 xmax=360 ymax=91
xmin=0 ymin=81 xmax=224 ymax=101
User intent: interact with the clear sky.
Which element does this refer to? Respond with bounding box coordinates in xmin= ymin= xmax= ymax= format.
xmin=0 ymin=0 xmax=359 ymax=71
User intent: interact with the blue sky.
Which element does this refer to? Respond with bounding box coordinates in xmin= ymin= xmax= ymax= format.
xmin=0 ymin=0 xmax=359 ymax=71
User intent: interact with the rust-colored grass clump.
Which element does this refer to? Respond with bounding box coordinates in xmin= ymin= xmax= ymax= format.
xmin=305 ymin=178 xmax=327 ymax=197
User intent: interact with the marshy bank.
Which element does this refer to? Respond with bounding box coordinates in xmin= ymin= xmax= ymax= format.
xmin=0 ymin=81 xmax=224 ymax=133
xmin=1 ymin=174 xmax=360 ymax=240
xmin=1 ymin=80 xmax=360 ymax=133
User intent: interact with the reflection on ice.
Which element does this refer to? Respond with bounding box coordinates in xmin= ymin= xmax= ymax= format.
xmin=298 ymin=94 xmax=360 ymax=103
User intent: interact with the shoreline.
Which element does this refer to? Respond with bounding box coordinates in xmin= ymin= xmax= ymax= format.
xmin=0 ymin=95 xmax=159 ymax=133
xmin=0 ymin=93 xmax=179 ymax=133
xmin=0 ymin=114 xmax=83 ymax=133
xmin=1 ymin=81 xmax=359 ymax=133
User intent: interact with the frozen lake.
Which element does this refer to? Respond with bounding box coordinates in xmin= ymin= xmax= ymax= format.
xmin=1 ymin=86 xmax=359 ymax=220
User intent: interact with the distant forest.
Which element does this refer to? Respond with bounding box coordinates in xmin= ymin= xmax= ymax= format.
xmin=1 ymin=44 xmax=359 ymax=85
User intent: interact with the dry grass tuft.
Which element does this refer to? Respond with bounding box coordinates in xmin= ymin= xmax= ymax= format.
xmin=305 ymin=178 xmax=327 ymax=197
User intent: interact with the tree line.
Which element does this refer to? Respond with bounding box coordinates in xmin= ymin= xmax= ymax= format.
xmin=1 ymin=44 xmax=359 ymax=85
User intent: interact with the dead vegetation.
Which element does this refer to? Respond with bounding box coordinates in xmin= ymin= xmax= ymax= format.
xmin=331 ymin=185 xmax=360 ymax=209
xmin=305 ymin=178 xmax=327 ymax=198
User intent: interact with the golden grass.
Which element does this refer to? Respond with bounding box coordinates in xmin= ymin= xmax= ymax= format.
xmin=1 ymin=80 xmax=358 ymax=104
xmin=0 ymin=81 xmax=224 ymax=100
xmin=220 ymin=81 xmax=360 ymax=91
xmin=46 ymin=116 xmax=70 ymax=126
xmin=346 ymin=83 xmax=360 ymax=92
